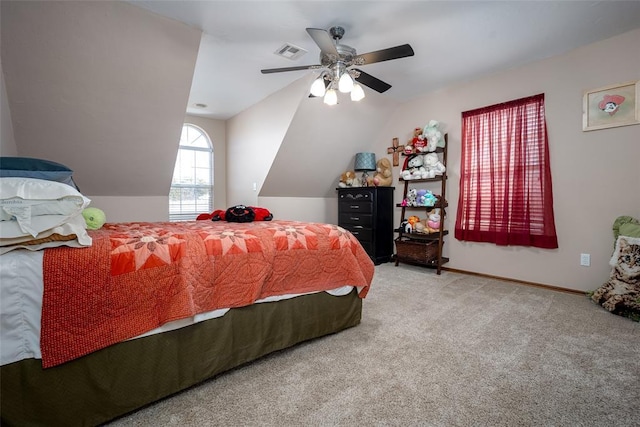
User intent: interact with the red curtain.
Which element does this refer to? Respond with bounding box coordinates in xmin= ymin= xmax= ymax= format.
xmin=455 ymin=94 xmax=558 ymax=249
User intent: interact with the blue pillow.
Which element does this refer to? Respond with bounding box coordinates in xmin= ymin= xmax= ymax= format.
xmin=0 ymin=157 xmax=79 ymax=190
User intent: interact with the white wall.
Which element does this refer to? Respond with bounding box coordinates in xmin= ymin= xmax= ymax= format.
xmin=1 ymin=1 xmax=201 ymax=198
xmin=226 ymin=77 xmax=306 ymax=207
xmin=258 ymin=197 xmax=338 ymax=224
xmin=85 ymin=196 xmax=169 ymax=223
xmin=0 ymin=66 xmax=16 ymax=156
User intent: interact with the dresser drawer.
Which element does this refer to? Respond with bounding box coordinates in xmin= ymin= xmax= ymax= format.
xmin=341 ymin=224 xmax=373 ymax=242
xmin=339 ymin=200 xmax=373 ymax=213
xmin=339 ymin=213 xmax=372 ymax=227
xmin=338 ymin=189 xmax=374 ymax=203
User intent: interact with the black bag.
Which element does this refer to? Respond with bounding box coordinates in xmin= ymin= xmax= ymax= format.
xmin=225 ymin=205 xmax=255 ymax=223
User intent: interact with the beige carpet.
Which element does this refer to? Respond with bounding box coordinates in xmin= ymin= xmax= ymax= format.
xmin=108 ymin=263 xmax=640 ymax=426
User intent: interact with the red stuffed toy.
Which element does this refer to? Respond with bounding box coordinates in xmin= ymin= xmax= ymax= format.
xmin=196 ymin=206 xmax=273 ymax=222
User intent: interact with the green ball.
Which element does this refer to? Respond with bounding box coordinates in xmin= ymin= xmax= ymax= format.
xmin=82 ymin=207 xmax=106 ymax=230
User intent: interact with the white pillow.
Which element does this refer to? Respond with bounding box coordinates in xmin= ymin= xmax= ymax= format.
xmin=0 ymin=177 xmax=90 ymax=238
xmin=0 ymin=213 xmax=92 ymax=254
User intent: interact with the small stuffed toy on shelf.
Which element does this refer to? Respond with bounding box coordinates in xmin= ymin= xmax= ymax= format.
xmin=426 ymin=209 xmax=441 ymax=233
xmin=422 ymin=120 xmax=445 ymax=152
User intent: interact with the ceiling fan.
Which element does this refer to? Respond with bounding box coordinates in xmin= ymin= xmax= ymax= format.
xmin=261 ymin=26 xmax=414 ymax=104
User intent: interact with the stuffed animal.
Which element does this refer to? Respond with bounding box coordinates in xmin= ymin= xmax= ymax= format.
xmin=426 ymin=209 xmax=441 ymax=233
xmin=405 ymin=128 xmax=427 ymax=154
xmin=338 ymin=171 xmax=359 ymax=187
xmin=401 ymin=154 xmax=430 ymax=180
xmin=415 ymin=189 xmax=438 ymax=207
xmin=82 ymin=207 xmax=106 ymax=229
xmin=373 ymin=158 xmax=393 ymax=187
xmin=407 ymin=215 xmax=420 ymax=230
xmin=199 ymin=206 xmax=273 ymax=221
xmin=422 ymin=120 xmax=445 ymax=152
xmin=405 ymin=188 xmax=418 ymax=206
xmin=412 ymin=127 xmax=428 ymax=153
xmin=423 ymin=153 xmax=446 ymax=176
xmin=407 ymin=155 xmax=423 ymax=169
xmin=416 ymin=189 xmax=429 ymax=206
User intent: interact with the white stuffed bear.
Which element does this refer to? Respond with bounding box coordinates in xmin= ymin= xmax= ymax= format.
xmin=423 ymin=153 xmax=446 ymax=176
xmin=422 ymin=120 xmax=444 ymax=152
xmin=407 ymin=155 xmax=423 ymax=169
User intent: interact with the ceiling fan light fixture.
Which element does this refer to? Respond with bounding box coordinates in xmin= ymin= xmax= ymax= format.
xmin=338 ymin=71 xmax=353 ymax=93
xmin=310 ymin=76 xmax=326 ymax=97
xmin=351 ymin=83 xmax=365 ymax=102
xmin=324 ymin=88 xmax=338 ymax=106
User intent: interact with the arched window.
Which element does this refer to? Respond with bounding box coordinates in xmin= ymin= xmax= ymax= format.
xmin=169 ymin=124 xmax=213 ymax=221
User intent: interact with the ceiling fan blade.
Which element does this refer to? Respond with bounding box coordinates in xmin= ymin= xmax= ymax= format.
xmin=353 ymin=69 xmax=392 ymax=93
xmin=306 ymin=28 xmax=339 ymax=56
xmin=354 ymin=44 xmax=414 ymax=65
xmin=261 ymin=65 xmax=320 ymax=74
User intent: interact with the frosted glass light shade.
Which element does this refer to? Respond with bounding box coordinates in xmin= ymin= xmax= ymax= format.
xmin=351 ymin=83 xmax=365 ymax=101
xmin=310 ymin=77 xmax=326 ymax=97
xmin=324 ymin=89 xmax=338 ymax=105
xmin=338 ymin=72 xmax=354 ymax=93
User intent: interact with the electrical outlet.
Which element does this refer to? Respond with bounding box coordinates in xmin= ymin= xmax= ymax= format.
xmin=580 ymin=253 xmax=591 ymax=267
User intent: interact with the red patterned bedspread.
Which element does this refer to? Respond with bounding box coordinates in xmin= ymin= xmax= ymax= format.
xmin=41 ymin=220 xmax=374 ymax=368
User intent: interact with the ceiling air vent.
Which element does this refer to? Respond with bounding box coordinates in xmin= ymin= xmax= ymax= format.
xmin=274 ymin=43 xmax=307 ymax=61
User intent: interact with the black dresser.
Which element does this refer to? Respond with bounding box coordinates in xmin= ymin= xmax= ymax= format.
xmin=337 ymin=186 xmax=395 ymax=264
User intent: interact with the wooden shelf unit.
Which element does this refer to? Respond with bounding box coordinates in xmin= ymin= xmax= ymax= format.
xmin=394 ymin=134 xmax=449 ymax=274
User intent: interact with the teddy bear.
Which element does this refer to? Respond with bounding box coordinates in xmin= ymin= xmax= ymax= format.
xmin=405 ymin=127 xmax=424 ymax=153
xmin=411 ymin=127 xmax=428 ymax=153
xmin=338 ymin=171 xmax=359 ymax=187
xmin=423 ymin=153 xmax=446 ymax=176
xmin=401 ymin=154 xmax=429 ymax=180
xmin=422 ymin=120 xmax=444 ymax=152
xmin=373 ymin=158 xmax=393 ymax=187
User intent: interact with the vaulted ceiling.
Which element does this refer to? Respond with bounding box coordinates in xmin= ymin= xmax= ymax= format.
xmin=130 ymin=1 xmax=640 ymax=120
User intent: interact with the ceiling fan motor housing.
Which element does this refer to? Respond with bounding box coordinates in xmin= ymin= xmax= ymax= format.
xmin=320 ymin=44 xmax=356 ymax=67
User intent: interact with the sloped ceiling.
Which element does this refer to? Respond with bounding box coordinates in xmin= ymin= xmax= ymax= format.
xmin=260 ymin=79 xmax=398 ymax=198
xmin=1 ymin=1 xmax=201 ymax=196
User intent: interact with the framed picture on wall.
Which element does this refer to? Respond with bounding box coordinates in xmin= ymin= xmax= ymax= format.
xmin=582 ymin=80 xmax=639 ymax=131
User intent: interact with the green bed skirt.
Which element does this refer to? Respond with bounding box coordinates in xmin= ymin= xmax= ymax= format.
xmin=0 ymin=289 xmax=362 ymax=427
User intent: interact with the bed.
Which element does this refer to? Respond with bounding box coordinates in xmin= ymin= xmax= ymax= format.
xmin=0 ymin=171 xmax=374 ymax=426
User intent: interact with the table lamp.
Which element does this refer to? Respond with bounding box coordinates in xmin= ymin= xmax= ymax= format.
xmin=354 ymin=152 xmax=376 ymax=187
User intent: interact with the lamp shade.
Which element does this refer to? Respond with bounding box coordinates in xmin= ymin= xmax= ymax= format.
xmin=354 ymin=152 xmax=376 ymax=171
